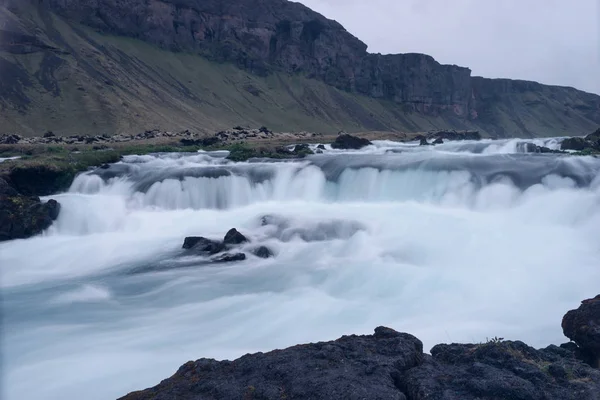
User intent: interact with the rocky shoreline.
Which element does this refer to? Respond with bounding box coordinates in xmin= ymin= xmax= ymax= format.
xmin=120 ymin=296 xmax=600 ymax=400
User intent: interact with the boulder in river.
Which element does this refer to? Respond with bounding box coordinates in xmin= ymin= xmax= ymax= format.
xmin=562 ymin=294 xmax=600 ymax=367
xmin=417 ymin=136 xmax=430 ymax=146
xmin=0 ymin=178 xmax=61 ymax=241
xmin=330 ymin=134 xmax=372 ymax=150
xmin=252 ymin=246 xmax=274 ymax=258
xmin=182 ymin=236 xmax=224 ymax=254
xmin=223 ymin=228 xmax=248 ymax=245
xmin=432 ymin=137 xmax=444 ymax=145
xmin=212 ymin=253 xmax=246 ymax=263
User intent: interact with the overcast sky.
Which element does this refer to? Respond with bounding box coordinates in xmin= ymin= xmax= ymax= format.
xmin=298 ymin=0 xmax=600 ymax=95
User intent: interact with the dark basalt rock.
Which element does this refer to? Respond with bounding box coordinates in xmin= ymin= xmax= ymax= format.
xmin=317 ymin=144 xmax=326 ymax=150
xmin=252 ymin=246 xmax=273 ymax=258
xmin=223 ymin=228 xmax=248 ymax=245
xmin=0 ymin=178 xmax=61 ymax=241
xmin=400 ymin=340 xmax=600 ymax=400
xmin=212 ymin=252 xmax=246 ymax=263
xmin=330 ymin=134 xmax=372 ymax=150
xmin=432 ymin=137 xmax=444 ymax=145
xmin=418 ymin=136 xmax=430 ymax=146
xmin=119 ymin=327 xmax=423 ymax=400
xmin=119 ymin=298 xmax=600 ymax=400
xmin=563 ymin=295 xmax=600 ymax=367
xmin=182 ymin=236 xmax=224 ymax=254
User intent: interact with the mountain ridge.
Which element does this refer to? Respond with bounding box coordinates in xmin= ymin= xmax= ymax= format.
xmin=0 ymin=0 xmax=599 ymax=137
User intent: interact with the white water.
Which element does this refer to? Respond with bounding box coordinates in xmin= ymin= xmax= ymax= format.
xmin=2 ymin=138 xmax=600 ymax=399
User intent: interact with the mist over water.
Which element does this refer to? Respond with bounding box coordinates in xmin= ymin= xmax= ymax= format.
xmin=2 ymin=138 xmax=600 ymax=399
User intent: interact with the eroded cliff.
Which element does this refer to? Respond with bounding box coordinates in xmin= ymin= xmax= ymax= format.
xmin=0 ymin=0 xmax=599 ymax=136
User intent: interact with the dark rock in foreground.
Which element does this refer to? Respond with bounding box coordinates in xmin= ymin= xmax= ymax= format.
xmin=0 ymin=178 xmax=61 ymax=241
xmin=119 ymin=327 xmax=423 ymax=400
xmin=563 ymin=295 xmax=600 ymax=368
xmin=330 ymin=134 xmax=372 ymax=150
xmin=119 ymin=323 xmax=600 ymax=400
xmin=402 ymin=340 xmax=600 ymax=400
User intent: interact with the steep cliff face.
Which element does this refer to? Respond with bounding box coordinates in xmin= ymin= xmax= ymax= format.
xmin=41 ymin=0 xmax=474 ymax=115
xmin=0 ymin=0 xmax=599 ymax=136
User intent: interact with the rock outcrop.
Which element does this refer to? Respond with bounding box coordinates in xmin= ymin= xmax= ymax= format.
xmin=0 ymin=177 xmax=60 ymax=241
xmin=563 ymin=295 xmax=600 ymax=367
xmin=119 ymin=327 xmax=424 ymax=400
xmin=120 ymin=321 xmax=600 ymax=400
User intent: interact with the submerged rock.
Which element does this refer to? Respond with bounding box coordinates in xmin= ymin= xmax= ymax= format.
xmin=223 ymin=228 xmax=248 ymax=245
xmin=317 ymin=144 xmax=326 ymax=150
xmin=0 ymin=178 xmax=61 ymax=241
xmin=182 ymin=236 xmax=224 ymax=254
xmin=212 ymin=252 xmax=246 ymax=263
xmin=330 ymin=134 xmax=372 ymax=150
xmin=563 ymin=295 xmax=600 ymax=367
xmin=252 ymin=246 xmax=273 ymax=258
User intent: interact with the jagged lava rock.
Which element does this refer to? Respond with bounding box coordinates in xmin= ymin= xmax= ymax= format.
xmin=119 ymin=327 xmax=423 ymax=400
xmin=400 ymin=340 xmax=600 ymax=400
xmin=563 ymin=295 xmax=600 ymax=367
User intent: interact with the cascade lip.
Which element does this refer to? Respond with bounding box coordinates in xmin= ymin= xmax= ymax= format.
xmin=83 ymin=149 xmax=600 ymax=195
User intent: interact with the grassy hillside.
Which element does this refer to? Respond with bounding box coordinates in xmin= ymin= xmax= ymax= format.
xmin=0 ymin=3 xmax=598 ymax=137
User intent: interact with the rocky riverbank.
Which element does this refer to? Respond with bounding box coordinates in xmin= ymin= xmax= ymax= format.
xmin=120 ymin=295 xmax=600 ymax=400
xmin=0 ymin=177 xmax=60 ymax=241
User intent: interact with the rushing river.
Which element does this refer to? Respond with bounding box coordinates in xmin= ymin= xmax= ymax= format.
xmin=2 ymin=137 xmax=599 ymax=399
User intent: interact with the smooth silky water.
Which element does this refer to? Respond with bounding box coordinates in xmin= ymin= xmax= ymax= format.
xmin=2 ymin=138 xmax=599 ymax=399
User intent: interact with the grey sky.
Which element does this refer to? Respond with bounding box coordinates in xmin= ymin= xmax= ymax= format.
xmin=298 ymin=0 xmax=600 ymax=95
